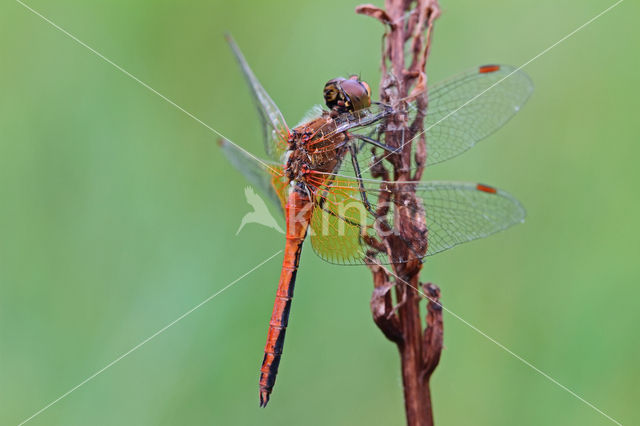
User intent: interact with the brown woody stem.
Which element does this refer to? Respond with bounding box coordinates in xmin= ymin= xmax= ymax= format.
xmin=357 ymin=1 xmax=442 ymax=425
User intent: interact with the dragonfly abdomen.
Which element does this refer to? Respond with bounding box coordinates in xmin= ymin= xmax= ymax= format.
xmin=259 ymin=188 xmax=312 ymax=407
xmin=259 ymin=283 xmax=294 ymax=403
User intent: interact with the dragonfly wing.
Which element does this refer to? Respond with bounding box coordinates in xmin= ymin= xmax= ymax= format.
xmin=308 ymin=173 xmax=386 ymax=265
xmin=414 ymin=181 xmax=525 ymax=256
xmin=420 ymin=65 xmax=533 ymax=165
xmin=307 ymin=172 xmax=525 ymax=264
xmin=226 ymin=35 xmax=290 ymax=162
xmin=219 ymin=139 xmax=288 ymax=213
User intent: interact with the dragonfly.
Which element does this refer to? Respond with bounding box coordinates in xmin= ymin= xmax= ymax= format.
xmin=220 ymin=36 xmax=533 ymax=407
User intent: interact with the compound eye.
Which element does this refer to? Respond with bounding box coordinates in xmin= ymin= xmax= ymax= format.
xmin=347 ymin=75 xmax=371 ymax=99
xmin=340 ymin=79 xmax=371 ymax=112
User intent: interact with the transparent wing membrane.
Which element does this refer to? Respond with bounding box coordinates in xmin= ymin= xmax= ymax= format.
xmin=226 ymin=36 xmax=290 ymax=162
xmin=219 ymin=139 xmax=288 ymax=212
xmin=414 ymin=181 xmax=525 ymax=256
xmin=307 ymin=171 xmax=525 ymax=265
xmin=420 ymin=64 xmax=533 ymax=165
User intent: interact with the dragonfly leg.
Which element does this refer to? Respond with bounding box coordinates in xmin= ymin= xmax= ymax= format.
xmin=350 ymin=144 xmax=426 ymax=263
xmin=349 ymin=143 xmax=377 ymax=216
xmin=349 ymin=145 xmax=426 ymax=264
xmin=351 ymin=133 xmax=401 ymax=154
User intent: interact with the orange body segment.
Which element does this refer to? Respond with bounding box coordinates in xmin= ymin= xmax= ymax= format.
xmin=259 ymin=187 xmax=313 ymax=407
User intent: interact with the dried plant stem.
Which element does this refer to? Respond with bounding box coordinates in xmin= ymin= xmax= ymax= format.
xmin=357 ymin=1 xmax=442 ymax=425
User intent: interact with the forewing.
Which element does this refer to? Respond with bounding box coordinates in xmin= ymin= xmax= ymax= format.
xmin=420 ymin=65 xmax=533 ymax=165
xmin=219 ymin=138 xmax=288 ymax=213
xmin=226 ymin=35 xmax=290 ymax=162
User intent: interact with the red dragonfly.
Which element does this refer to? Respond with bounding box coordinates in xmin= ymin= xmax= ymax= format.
xmin=220 ymin=36 xmax=532 ymax=407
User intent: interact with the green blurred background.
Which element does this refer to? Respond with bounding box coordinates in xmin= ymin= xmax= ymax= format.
xmin=1 ymin=0 xmax=638 ymax=424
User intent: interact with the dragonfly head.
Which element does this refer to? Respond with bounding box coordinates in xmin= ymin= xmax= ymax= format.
xmin=323 ymin=75 xmax=371 ymax=114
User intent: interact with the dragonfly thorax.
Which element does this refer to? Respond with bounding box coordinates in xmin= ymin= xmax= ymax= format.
xmin=285 ymin=113 xmax=349 ymax=183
